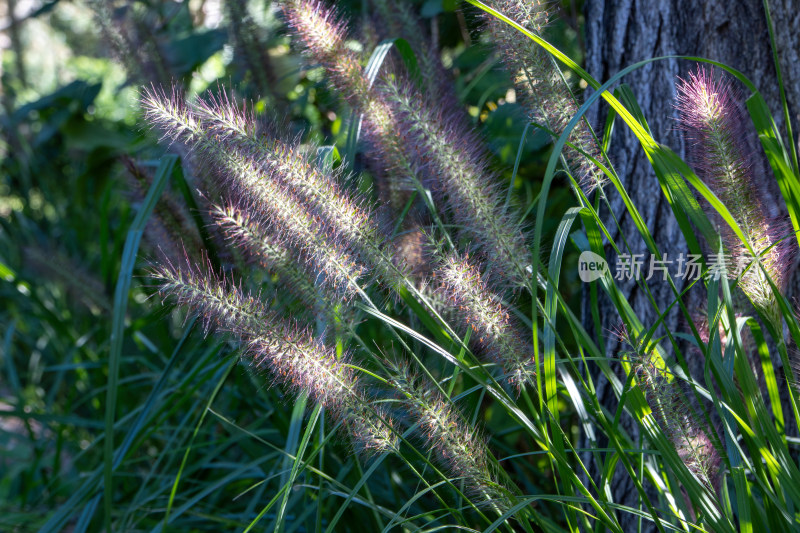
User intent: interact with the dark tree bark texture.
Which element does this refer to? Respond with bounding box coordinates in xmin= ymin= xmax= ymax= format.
xmin=583 ymin=0 xmax=800 ymax=530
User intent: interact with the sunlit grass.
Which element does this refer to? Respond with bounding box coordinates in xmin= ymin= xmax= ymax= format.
xmin=2 ymin=1 xmax=800 ymax=532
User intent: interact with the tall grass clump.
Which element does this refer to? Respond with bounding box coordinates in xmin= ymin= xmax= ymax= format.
xmin=141 ymin=83 xmax=523 ymax=517
xmin=6 ymin=1 xmax=800 ymax=532
xmin=135 ymin=5 xmax=800 ymax=532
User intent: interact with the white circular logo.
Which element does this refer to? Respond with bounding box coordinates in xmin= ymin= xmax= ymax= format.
xmin=578 ymin=251 xmax=608 ymax=282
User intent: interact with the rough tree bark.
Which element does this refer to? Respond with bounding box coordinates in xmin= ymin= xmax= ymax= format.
xmin=583 ymin=0 xmax=800 ymax=529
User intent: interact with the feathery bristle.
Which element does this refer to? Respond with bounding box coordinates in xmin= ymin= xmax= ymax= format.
xmin=389 ymin=362 xmax=508 ymax=506
xmin=121 ymin=155 xmax=204 ymax=269
xmin=435 ymin=251 xmax=535 ymax=392
xmin=484 ymin=0 xmax=607 ymax=194
xmin=676 ymin=66 xmax=795 ymax=330
xmin=191 ymin=89 xmax=400 ymax=285
xmin=209 ymin=200 xmax=355 ymax=329
xmin=142 ymin=85 xmax=367 ymax=300
xmin=282 ymin=0 xmax=374 ymax=107
xmin=282 ymin=0 xmax=418 ymax=216
xmin=285 ymin=0 xmax=532 ymax=284
xmin=619 ymin=330 xmax=723 ymax=493
xmin=151 ymin=260 xmax=396 ymax=454
xmin=383 ymin=82 xmax=532 ymax=286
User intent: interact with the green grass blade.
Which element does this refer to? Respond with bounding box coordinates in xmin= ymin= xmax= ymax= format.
xmin=161 ymin=357 xmax=236 ymax=528
xmin=103 ymin=154 xmax=177 ymax=531
xmin=273 ymin=399 xmax=317 ymax=533
xmin=761 ymin=0 xmax=799 ymax=175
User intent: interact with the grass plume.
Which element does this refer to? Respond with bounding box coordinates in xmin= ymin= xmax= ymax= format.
xmin=484 ymin=0 xmax=607 ymax=194
xmin=141 ymin=85 xmax=367 ymax=299
xmin=384 ymin=82 xmax=532 ymax=287
xmin=676 ymin=66 xmax=794 ymax=330
xmin=389 ymin=361 xmax=509 ymax=508
xmin=435 ymin=250 xmax=535 ymax=391
xmin=152 ymin=259 xmax=397 ymax=454
xmin=619 ymin=327 xmax=723 ymax=494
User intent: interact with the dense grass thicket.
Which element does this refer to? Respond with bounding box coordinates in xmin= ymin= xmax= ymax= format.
xmin=2 ymin=1 xmax=800 ymax=531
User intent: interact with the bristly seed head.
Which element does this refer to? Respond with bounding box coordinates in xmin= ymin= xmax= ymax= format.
xmin=483 ymin=0 xmax=607 ymax=194
xmin=388 ymin=361 xmax=509 ymax=508
xmin=151 ymin=259 xmax=397 ymax=454
xmin=191 ymin=88 xmax=402 ymax=287
xmin=675 ymin=66 xmax=795 ymax=330
xmin=382 ymin=81 xmax=532 ymax=287
xmin=618 ymin=328 xmax=724 ymax=493
xmin=435 ymin=250 xmax=535 ymax=392
xmin=141 ymin=85 xmax=368 ymax=300
xmin=208 ymin=200 xmax=354 ymax=330
xmin=282 ymin=0 xmax=419 ymax=218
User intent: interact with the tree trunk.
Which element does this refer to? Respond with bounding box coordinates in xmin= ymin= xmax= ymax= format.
xmin=583 ymin=0 xmax=800 ymax=529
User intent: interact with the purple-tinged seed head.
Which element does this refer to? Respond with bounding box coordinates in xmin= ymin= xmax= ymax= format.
xmin=282 ymin=0 xmax=420 ymax=218
xmin=675 ymin=68 xmax=739 ymax=135
xmin=618 ymin=332 xmax=724 ymax=493
xmin=676 ymin=66 xmax=796 ymax=330
xmin=282 ymin=0 xmax=347 ymax=59
xmin=151 ymin=259 xmax=396 ymax=454
xmin=382 ymin=80 xmax=532 ymax=287
xmin=483 ymin=0 xmax=607 ymax=194
xmin=387 ymin=361 xmax=510 ymax=508
xmin=141 ymin=85 xmax=368 ymax=301
xmin=434 ymin=250 xmax=535 ymax=392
